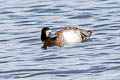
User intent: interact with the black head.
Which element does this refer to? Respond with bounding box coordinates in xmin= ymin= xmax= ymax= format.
xmin=41 ymin=27 xmax=52 ymax=42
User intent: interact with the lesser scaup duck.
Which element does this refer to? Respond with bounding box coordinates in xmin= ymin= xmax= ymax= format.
xmin=41 ymin=26 xmax=92 ymax=49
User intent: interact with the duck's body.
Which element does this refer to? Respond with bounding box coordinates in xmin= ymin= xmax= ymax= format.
xmin=41 ymin=26 xmax=92 ymax=49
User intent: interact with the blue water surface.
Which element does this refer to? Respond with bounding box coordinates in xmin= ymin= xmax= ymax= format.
xmin=0 ymin=0 xmax=120 ymax=80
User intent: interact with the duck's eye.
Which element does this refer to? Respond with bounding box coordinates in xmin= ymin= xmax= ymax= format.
xmin=46 ymin=30 xmax=52 ymax=37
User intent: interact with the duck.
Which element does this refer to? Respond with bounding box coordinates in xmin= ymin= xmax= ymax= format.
xmin=41 ymin=26 xmax=92 ymax=49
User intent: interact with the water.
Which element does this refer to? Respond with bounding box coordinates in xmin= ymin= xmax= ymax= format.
xmin=0 ymin=0 xmax=120 ymax=80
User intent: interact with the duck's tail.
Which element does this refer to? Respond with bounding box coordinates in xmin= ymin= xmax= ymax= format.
xmin=87 ymin=30 xmax=92 ymax=37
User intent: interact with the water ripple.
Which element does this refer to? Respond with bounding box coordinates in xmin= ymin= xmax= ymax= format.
xmin=69 ymin=15 xmax=92 ymax=19
xmin=0 ymin=0 xmax=120 ymax=80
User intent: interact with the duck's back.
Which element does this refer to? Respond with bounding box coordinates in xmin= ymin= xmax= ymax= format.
xmin=55 ymin=26 xmax=92 ymax=44
xmin=62 ymin=30 xmax=82 ymax=43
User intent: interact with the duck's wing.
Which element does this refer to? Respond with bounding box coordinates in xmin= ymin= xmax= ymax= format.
xmin=55 ymin=26 xmax=92 ymax=42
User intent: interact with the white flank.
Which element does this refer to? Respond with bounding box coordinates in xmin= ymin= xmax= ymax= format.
xmin=63 ymin=30 xmax=82 ymax=43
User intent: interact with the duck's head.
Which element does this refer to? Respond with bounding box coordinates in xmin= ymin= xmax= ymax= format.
xmin=41 ymin=27 xmax=52 ymax=42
